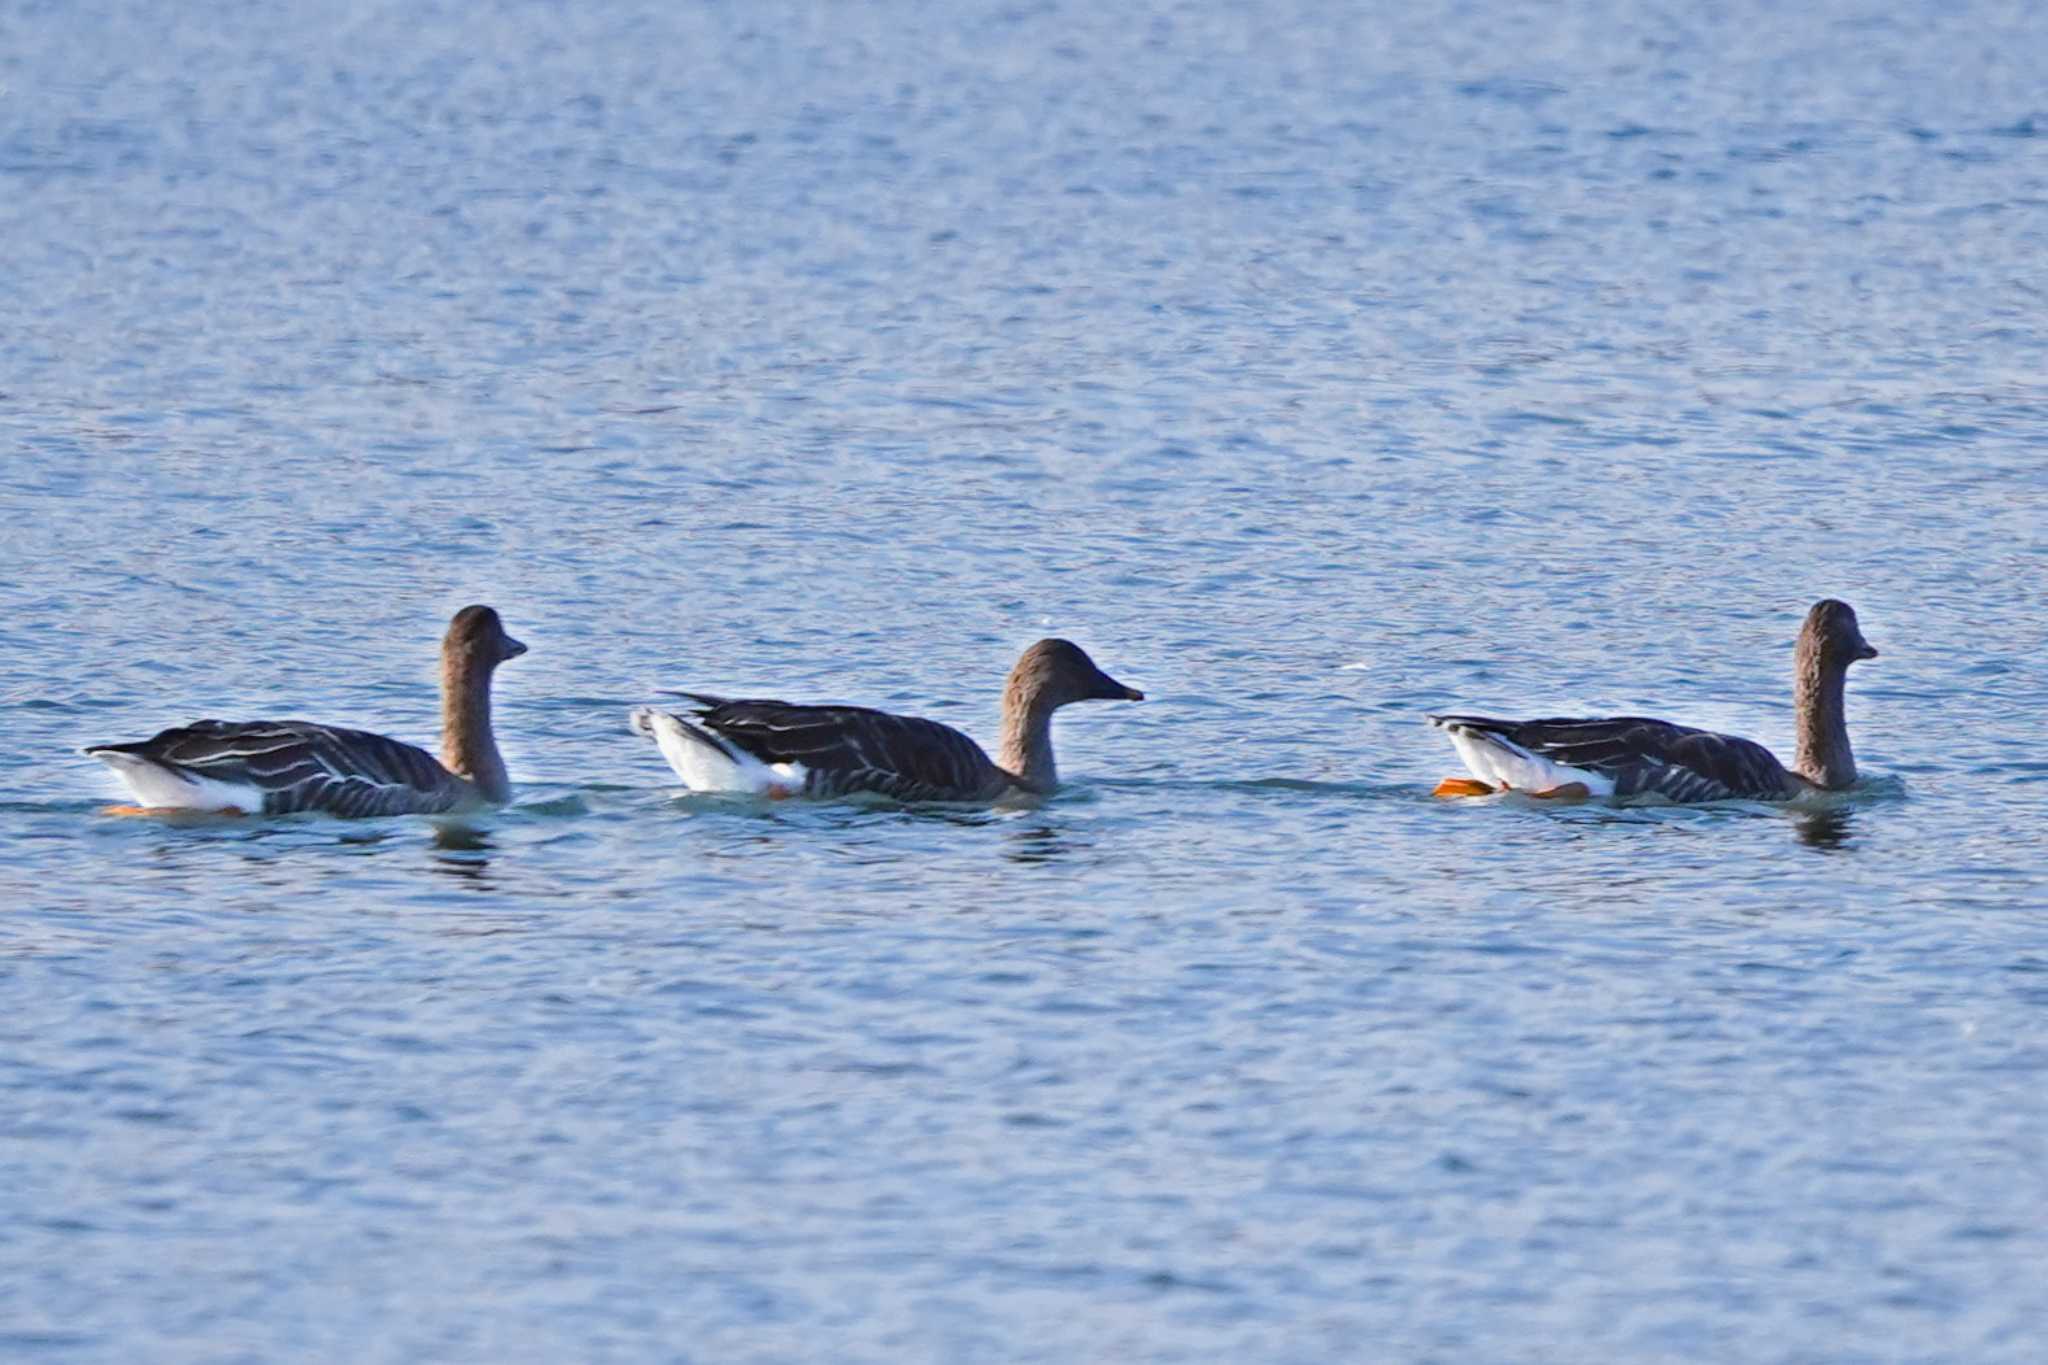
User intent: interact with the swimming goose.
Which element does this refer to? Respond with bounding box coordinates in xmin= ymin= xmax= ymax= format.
xmin=85 ymin=605 xmax=526 ymax=817
xmin=629 ymin=638 xmax=1143 ymax=802
xmin=1429 ymin=599 xmax=1877 ymax=802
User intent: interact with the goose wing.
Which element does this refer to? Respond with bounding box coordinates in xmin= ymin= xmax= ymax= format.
xmin=1432 ymin=713 xmax=1795 ymax=802
xmin=89 ymin=719 xmax=470 ymax=816
xmin=677 ymin=694 xmax=1003 ymax=802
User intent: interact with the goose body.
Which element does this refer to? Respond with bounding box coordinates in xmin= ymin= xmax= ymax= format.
xmin=1430 ymin=600 xmax=1877 ymax=804
xmin=86 ymin=605 xmax=526 ymax=817
xmin=88 ymin=720 xmax=481 ymax=816
xmin=631 ymin=638 xmax=1142 ymax=803
xmin=1430 ymin=714 xmax=1799 ymax=802
xmin=632 ymin=698 xmax=1016 ymax=803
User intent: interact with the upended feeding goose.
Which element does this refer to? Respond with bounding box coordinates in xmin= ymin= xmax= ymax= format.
xmin=1429 ymin=599 xmax=1877 ymax=803
xmin=86 ymin=605 xmax=526 ymax=817
xmin=630 ymin=638 xmax=1143 ymax=802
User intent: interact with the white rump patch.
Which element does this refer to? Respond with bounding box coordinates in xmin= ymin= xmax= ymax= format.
xmin=630 ymin=707 xmax=807 ymax=797
xmin=90 ymin=750 xmax=266 ymax=812
xmin=1440 ymin=725 xmax=1617 ymax=797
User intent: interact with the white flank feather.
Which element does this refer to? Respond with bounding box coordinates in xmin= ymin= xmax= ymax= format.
xmin=629 ymin=707 xmax=806 ymax=797
xmin=90 ymin=751 xmax=268 ymax=812
xmin=1439 ymin=724 xmax=1617 ymax=797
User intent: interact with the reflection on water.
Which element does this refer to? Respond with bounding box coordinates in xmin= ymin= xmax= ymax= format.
xmin=1795 ymin=807 xmax=1854 ymax=852
xmin=429 ymin=822 xmax=495 ymax=887
xmin=1004 ymin=824 xmax=1082 ymax=865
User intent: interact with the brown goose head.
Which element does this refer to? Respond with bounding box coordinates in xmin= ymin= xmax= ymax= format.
xmin=1006 ymin=638 xmax=1144 ymax=711
xmin=444 ymin=604 xmax=528 ymax=669
xmin=1800 ymin=599 xmax=1877 ymax=670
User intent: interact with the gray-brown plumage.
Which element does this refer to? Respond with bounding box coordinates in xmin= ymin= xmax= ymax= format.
xmin=1430 ymin=599 xmax=1878 ymax=802
xmin=630 ymin=638 xmax=1143 ymax=802
xmin=85 ymin=605 xmax=526 ymax=816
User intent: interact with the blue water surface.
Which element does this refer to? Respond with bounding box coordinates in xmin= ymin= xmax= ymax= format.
xmin=4 ymin=1 xmax=2048 ymax=1359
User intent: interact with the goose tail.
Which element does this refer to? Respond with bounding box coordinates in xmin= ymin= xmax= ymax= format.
xmin=84 ymin=745 xmax=263 ymax=812
xmin=1427 ymin=714 xmax=1614 ymax=796
xmin=629 ymin=706 xmax=802 ymax=796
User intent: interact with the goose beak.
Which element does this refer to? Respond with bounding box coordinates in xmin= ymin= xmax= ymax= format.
xmin=1857 ymin=641 xmax=1878 ymax=660
xmin=1087 ymin=669 xmax=1144 ymax=702
xmin=503 ymin=636 xmax=529 ymax=660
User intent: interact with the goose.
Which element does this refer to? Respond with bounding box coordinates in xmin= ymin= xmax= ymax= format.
xmin=1429 ymin=599 xmax=1877 ymax=802
xmin=629 ymin=638 xmax=1143 ymax=802
xmin=85 ymin=605 xmax=526 ymax=817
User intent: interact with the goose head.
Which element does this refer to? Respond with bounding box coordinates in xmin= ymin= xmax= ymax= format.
xmin=1008 ymin=638 xmax=1144 ymax=710
xmin=445 ymin=604 xmax=528 ymax=668
xmin=1802 ymin=599 xmax=1877 ymax=668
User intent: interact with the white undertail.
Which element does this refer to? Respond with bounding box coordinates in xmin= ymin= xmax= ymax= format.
xmin=1438 ymin=722 xmax=1618 ymax=797
xmin=629 ymin=707 xmax=806 ymax=797
xmin=89 ymin=751 xmax=266 ymax=812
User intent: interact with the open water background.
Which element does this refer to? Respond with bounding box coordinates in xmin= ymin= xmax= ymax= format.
xmin=4 ymin=1 xmax=2048 ymax=1359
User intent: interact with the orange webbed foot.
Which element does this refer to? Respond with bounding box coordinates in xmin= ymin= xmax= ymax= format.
xmin=100 ymin=804 xmax=248 ymax=818
xmin=1433 ymin=777 xmax=1498 ymax=798
xmin=1528 ymin=782 xmax=1592 ymax=800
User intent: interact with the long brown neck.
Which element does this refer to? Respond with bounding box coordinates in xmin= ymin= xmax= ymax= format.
xmin=441 ymin=652 xmax=510 ymax=803
xmin=995 ymin=680 xmax=1059 ymax=796
xmin=1791 ymin=637 xmax=1855 ymax=790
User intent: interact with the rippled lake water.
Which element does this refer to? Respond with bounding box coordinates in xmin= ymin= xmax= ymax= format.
xmin=5 ymin=1 xmax=2048 ymax=1358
